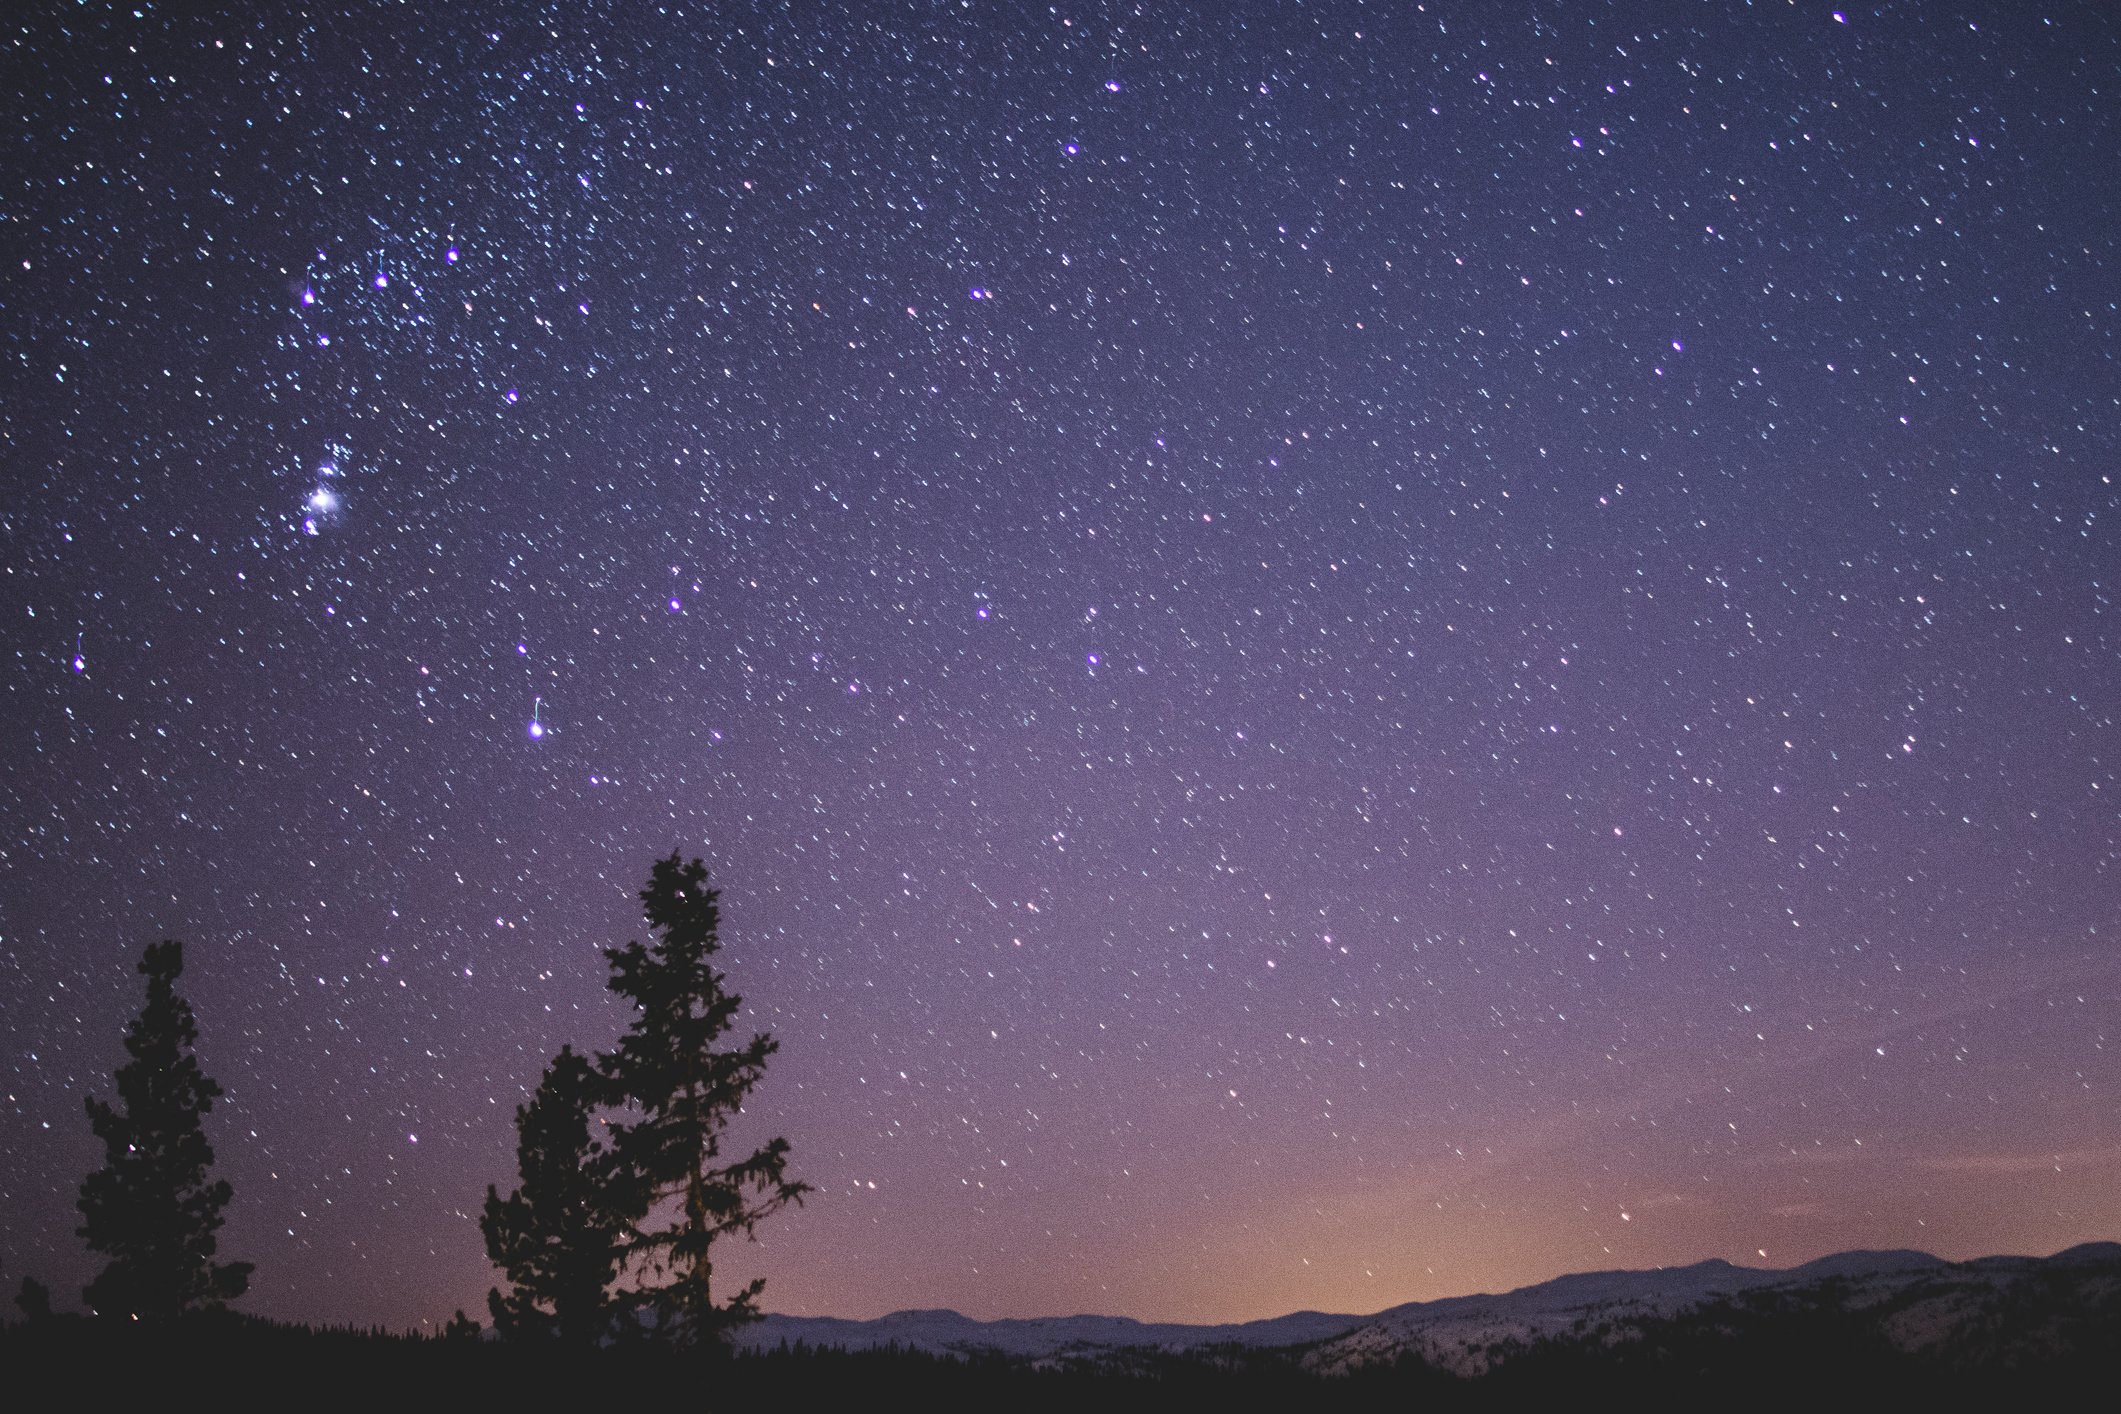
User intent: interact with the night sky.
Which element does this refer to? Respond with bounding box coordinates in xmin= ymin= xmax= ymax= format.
xmin=4 ymin=0 xmax=2117 ymax=1334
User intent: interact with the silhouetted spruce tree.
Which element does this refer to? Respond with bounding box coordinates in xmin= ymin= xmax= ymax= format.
xmin=77 ymin=940 xmax=251 ymax=1318
xmin=601 ymin=852 xmax=809 ymax=1345
xmin=481 ymin=1044 xmax=626 ymax=1344
xmin=15 ymin=1275 xmax=54 ymax=1323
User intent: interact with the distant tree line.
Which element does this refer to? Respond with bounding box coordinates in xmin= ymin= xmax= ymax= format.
xmin=12 ymin=851 xmax=806 ymax=1352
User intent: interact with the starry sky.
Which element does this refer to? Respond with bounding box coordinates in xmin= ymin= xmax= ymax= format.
xmin=4 ymin=0 xmax=2118 ymax=1333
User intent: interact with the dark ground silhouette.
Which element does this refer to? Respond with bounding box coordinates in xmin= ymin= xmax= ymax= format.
xmin=5 ymin=1283 xmax=2117 ymax=1412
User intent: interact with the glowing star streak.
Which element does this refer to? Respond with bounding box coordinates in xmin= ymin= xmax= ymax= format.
xmin=528 ymin=697 xmax=545 ymax=740
xmin=72 ymin=634 xmax=85 ymax=674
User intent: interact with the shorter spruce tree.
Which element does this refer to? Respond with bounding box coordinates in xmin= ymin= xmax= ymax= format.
xmin=482 ymin=1045 xmax=628 ymax=1344
xmin=77 ymin=940 xmax=251 ymax=1318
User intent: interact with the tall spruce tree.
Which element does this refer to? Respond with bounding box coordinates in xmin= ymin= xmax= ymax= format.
xmin=482 ymin=1045 xmax=627 ymax=1344
xmin=77 ymin=940 xmax=251 ymax=1318
xmin=602 ymin=852 xmax=809 ymax=1344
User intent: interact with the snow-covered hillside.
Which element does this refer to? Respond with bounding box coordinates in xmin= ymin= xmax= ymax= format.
xmin=1305 ymin=1240 xmax=2121 ymax=1376
xmin=735 ymin=1304 xmax=1363 ymax=1359
xmin=734 ymin=1241 xmax=2121 ymax=1374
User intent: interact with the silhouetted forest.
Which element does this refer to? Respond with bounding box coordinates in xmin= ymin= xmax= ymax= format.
xmin=21 ymin=854 xmax=809 ymax=1347
xmin=5 ymin=1294 xmax=2120 ymax=1410
xmin=10 ymin=856 xmax=2118 ymax=1406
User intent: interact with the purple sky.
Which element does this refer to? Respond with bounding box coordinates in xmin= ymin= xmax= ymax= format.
xmin=4 ymin=0 xmax=2116 ymax=1331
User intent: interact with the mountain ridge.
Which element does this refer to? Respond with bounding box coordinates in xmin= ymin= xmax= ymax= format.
xmin=734 ymin=1241 xmax=2121 ymax=1373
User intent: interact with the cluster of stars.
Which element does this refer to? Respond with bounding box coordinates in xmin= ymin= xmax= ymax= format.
xmin=2 ymin=0 xmax=2116 ymax=1335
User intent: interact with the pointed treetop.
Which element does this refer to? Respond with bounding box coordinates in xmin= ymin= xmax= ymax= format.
xmin=640 ymin=850 xmax=720 ymax=952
